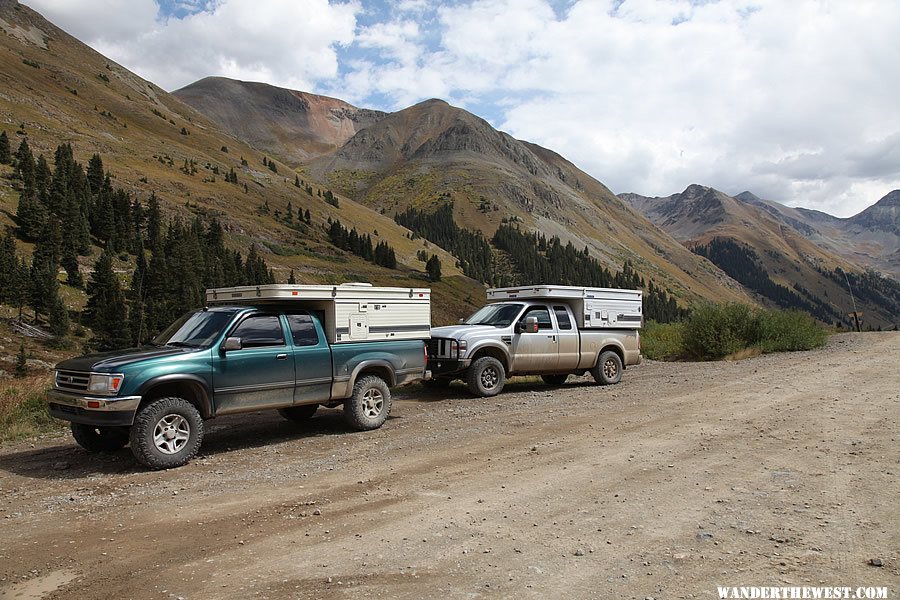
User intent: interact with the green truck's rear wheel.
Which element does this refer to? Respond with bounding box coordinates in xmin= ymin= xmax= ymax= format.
xmin=344 ymin=375 xmax=391 ymax=431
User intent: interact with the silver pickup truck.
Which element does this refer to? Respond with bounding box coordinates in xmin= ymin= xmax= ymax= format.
xmin=427 ymin=299 xmax=640 ymax=397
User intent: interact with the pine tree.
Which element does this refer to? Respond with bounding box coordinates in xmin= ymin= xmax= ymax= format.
xmin=294 ymin=174 xmax=300 ymax=187
xmin=84 ymin=248 xmax=130 ymax=351
xmin=287 ymin=269 xmax=296 ymax=284
xmin=0 ymin=229 xmax=18 ymax=305
xmin=86 ymin=154 xmax=104 ymax=195
xmin=146 ymin=192 xmax=162 ymax=251
xmin=304 ymin=209 xmax=311 ymax=224
xmin=426 ymin=254 xmax=442 ymax=281
xmin=0 ymin=131 xmax=10 ymax=164
xmin=15 ymin=342 xmax=27 ymax=378
xmin=29 ymin=219 xmax=62 ymax=318
xmin=286 ymin=202 xmax=293 ymax=224
xmin=48 ymin=292 xmax=69 ymax=337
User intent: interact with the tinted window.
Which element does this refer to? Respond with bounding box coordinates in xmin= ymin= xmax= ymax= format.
xmin=230 ymin=315 xmax=285 ymax=348
xmin=521 ymin=306 xmax=553 ymax=331
xmin=286 ymin=314 xmax=320 ymax=347
xmin=553 ymin=306 xmax=573 ymax=330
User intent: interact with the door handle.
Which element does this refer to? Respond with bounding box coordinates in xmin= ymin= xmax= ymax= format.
xmin=276 ymin=353 xmax=288 ymax=360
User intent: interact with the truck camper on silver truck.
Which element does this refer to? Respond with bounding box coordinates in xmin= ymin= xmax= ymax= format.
xmin=427 ymin=285 xmax=642 ymax=397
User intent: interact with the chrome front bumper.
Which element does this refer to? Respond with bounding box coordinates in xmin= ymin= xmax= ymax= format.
xmin=47 ymin=390 xmax=141 ymax=426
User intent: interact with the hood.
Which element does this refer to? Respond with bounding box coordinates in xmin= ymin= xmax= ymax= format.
xmin=430 ymin=324 xmax=504 ymax=339
xmin=55 ymin=346 xmax=199 ymax=372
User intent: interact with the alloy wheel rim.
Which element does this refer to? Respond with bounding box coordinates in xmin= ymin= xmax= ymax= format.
xmin=481 ymin=366 xmax=499 ymax=389
xmin=603 ymin=358 xmax=618 ymax=379
xmin=362 ymin=388 xmax=384 ymax=418
xmin=153 ymin=414 xmax=190 ymax=454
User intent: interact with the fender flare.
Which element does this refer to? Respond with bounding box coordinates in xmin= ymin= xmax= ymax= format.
xmin=136 ymin=374 xmax=214 ymax=418
xmin=596 ymin=341 xmax=627 ymax=368
xmin=349 ymin=359 xmax=397 ymax=388
xmin=466 ymin=342 xmax=512 ymax=371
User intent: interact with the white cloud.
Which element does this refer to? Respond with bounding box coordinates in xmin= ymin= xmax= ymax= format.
xmin=22 ymin=0 xmax=900 ymax=216
xmin=25 ymin=0 xmax=360 ymax=92
xmin=336 ymin=0 xmax=900 ymax=216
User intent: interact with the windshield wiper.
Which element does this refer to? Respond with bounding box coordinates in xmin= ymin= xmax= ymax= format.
xmin=166 ymin=341 xmax=199 ymax=348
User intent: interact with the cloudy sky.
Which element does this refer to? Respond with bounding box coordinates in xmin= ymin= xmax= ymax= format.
xmin=24 ymin=0 xmax=900 ymax=217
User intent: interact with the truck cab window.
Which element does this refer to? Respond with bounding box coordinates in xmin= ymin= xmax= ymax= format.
xmin=553 ymin=306 xmax=573 ymax=330
xmin=231 ymin=315 xmax=285 ymax=348
xmin=286 ymin=314 xmax=320 ymax=347
xmin=521 ymin=306 xmax=553 ymax=331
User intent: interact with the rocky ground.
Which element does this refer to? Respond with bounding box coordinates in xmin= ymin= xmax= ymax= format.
xmin=0 ymin=332 xmax=897 ymax=599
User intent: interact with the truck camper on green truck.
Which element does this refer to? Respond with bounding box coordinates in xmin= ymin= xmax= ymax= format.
xmin=48 ymin=284 xmax=431 ymax=469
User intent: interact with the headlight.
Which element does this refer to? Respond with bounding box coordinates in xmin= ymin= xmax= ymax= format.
xmin=87 ymin=374 xmax=125 ymax=395
xmin=450 ymin=339 xmax=467 ymax=355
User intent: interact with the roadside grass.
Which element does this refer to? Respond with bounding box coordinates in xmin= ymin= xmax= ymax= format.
xmin=640 ymin=321 xmax=686 ymax=361
xmin=642 ymin=304 xmax=828 ymax=361
xmin=0 ymin=375 xmax=63 ymax=443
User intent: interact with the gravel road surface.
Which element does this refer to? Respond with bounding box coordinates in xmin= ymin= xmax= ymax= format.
xmin=0 ymin=332 xmax=897 ymax=599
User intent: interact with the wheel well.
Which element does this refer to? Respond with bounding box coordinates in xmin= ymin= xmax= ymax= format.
xmin=140 ymin=380 xmax=210 ymax=418
xmin=470 ymin=347 xmax=509 ymax=373
xmin=356 ymin=366 xmax=395 ymax=388
xmin=599 ymin=345 xmax=625 ymax=368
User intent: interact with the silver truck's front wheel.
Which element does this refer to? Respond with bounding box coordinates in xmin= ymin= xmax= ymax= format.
xmin=130 ymin=397 xmax=204 ymax=470
xmin=466 ymin=356 xmax=506 ymax=397
xmin=345 ymin=375 xmax=391 ymax=431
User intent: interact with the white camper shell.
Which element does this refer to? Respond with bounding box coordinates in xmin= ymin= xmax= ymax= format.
xmin=206 ymin=284 xmax=431 ymax=343
xmin=486 ymin=285 xmax=642 ymax=329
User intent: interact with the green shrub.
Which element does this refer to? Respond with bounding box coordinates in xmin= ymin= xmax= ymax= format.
xmin=753 ymin=309 xmax=828 ymax=352
xmin=683 ymin=302 xmax=754 ymax=359
xmin=679 ymin=303 xmax=828 ymax=360
xmin=641 ymin=321 xmax=685 ymax=360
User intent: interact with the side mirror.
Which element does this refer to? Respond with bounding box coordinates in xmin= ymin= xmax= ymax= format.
xmin=222 ymin=336 xmax=242 ymax=351
xmin=516 ymin=316 xmax=539 ymax=334
xmin=458 ymin=318 xmax=465 ymax=324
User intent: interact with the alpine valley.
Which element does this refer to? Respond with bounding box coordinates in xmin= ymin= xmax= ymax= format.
xmin=0 ymin=0 xmax=897 ymax=362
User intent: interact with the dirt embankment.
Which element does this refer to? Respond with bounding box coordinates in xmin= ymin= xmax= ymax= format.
xmin=0 ymin=332 xmax=897 ymax=599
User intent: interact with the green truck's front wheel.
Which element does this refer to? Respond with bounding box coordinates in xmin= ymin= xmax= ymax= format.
xmin=71 ymin=423 xmax=130 ymax=453
xmin=344 ymin=375 xmax=391 ymax=431
xmin=129 ymin=397 xmax=204 ymax=470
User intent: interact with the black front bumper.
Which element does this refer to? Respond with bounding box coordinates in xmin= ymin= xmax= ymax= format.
xmin=49 ymin=403 xmax=135 ymax=426
xmin=427 ymin=358 xmax=471 ymax=377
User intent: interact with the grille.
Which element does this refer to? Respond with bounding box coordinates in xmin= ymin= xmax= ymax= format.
xmin=55 ymin=370 xmax=90 ymax=392
xmin=427 ymin=338 xmax=458 ymax=359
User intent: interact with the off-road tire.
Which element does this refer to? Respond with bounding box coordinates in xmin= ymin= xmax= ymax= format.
xmin=344 ymin=375 xmax=391 ymax=431
xmin=71 ymin=423 xmax=130 ymax=452
xmin=466 ymin=356 xmax=506 ymax=397
xmin=129 ymin=397 xmax=204 ymax=470
xmin=591 ymin=350 xmax=623 ymax=385
xmin=541 ymin=374 xmax=569 ymax=386
xmin=278 ymin=404 xmax=319 ymax=421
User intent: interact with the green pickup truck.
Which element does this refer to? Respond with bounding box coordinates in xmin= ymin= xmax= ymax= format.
xmin=48 ymin=285 xmax=431 ymax=469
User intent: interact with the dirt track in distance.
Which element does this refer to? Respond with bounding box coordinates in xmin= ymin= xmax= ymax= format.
xmin=0 ymin=332 xmax=897 ymax=599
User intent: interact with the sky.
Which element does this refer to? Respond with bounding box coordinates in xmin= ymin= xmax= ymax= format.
xmin=23 ymin=0 xmax=900 ymax=217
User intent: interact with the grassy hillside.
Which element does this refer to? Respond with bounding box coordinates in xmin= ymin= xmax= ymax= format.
xmin=0 ymin=0 xmax=484 ymax=346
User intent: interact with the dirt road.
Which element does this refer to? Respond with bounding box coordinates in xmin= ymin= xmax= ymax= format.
xmin=0 ymin=332 xmax=897 ymax=599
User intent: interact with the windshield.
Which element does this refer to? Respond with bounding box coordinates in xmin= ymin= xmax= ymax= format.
xmin=152 ymin=310 xmax=236 ymax=348
xmin=463 ymin=303 xmax=524 ymax=327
